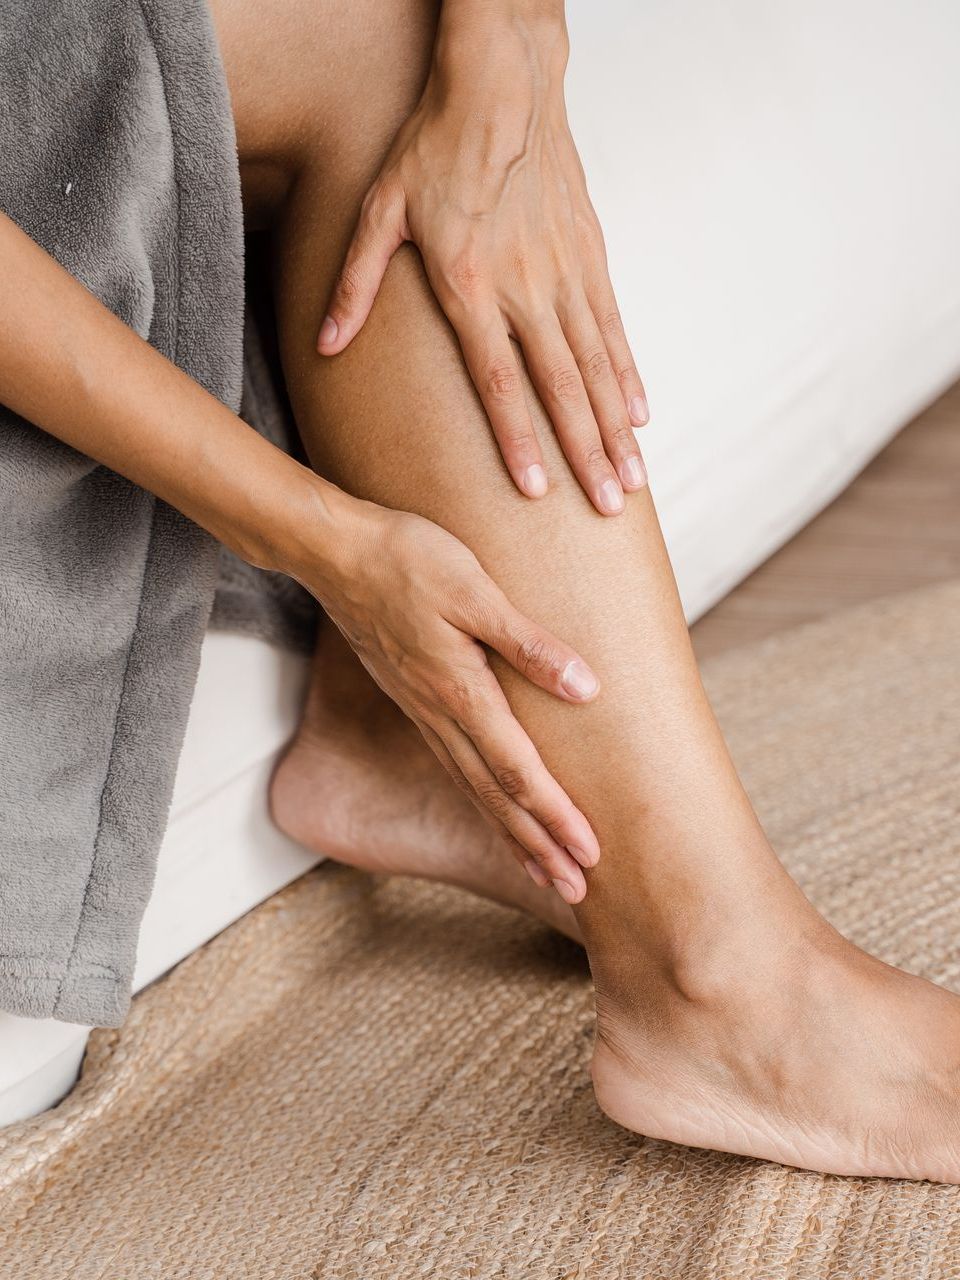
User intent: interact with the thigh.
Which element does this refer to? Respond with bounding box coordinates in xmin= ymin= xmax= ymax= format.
xmin=207 ymin=0 xmax=438 ymax=227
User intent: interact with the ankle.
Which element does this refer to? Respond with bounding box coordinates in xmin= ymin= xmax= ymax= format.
xmin=588 ymin=887 xmax=838 ymax=1047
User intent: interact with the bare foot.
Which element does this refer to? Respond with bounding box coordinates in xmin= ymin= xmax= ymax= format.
xmin=592 ymin=908 xmax=960 ymax=1182
xmin=273 ymin=630 xmax=960 ymax=1183
xmin=270 ymin=626 xmax=580 ymax=942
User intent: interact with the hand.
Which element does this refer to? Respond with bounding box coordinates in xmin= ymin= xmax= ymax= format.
xmin=316 ymin=8 xmax=649 ymax=516
xmin=0 ymin=162 xmax=600 ymax=905
xmin=301 ymin=493 xmax=601 ymax=903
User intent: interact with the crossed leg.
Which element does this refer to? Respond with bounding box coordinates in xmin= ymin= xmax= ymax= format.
xmin=211 ymin=0 xmax=960 ymax=1180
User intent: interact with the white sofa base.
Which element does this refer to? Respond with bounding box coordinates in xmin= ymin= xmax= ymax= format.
xmin=0 ymin=633 xmax=312 ymax=1127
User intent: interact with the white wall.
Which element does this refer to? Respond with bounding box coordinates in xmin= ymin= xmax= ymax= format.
xmin=565 ymin=0 xmax=960 ymax=618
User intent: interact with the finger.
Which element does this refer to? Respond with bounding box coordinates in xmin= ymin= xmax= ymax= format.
xmin=488 ymin=831 xmax=554 ymax=889
xmin=317 ymin=181 xmax=406 ymax=355
xmin=425 ymin=714 xmax=587 ymax=894
xmin=514 ymin=313 xmax=625 ymax=515
xmin=588 ymin=282 xmax=649 ymax=428
xmin=454 ymin=582 xmax=600 ymax=705
xmin=416 ymin=720 xmax=552 ymax=890
xmin=451 ymin=308 xmax=547 ymax=498
xmin=437 ymin=716 xmax=588 ymax=901
xmin=415 ymin=716 xmax=517 ymax=844
xmin=448 ymin=665 xmax=600 ymax=869
xmin=559 ymin=296 xmax=647 ymax=492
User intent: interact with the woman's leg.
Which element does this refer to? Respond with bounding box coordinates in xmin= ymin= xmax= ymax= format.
xmin=275 ymin=620 xmax=582 ymax=941
xmin=212 ymin=0 xmax=960 ymax=1179
xmin=215 ymin=0 xmax=584 ymax=943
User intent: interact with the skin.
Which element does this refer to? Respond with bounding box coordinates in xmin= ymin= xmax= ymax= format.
xmin=272 ymin=620 xmax=583 ymax=943
xmin=315 ymin=1 xmax=651 ymax=510
xmin=3 ymin=0 xmax=960 ymax=1181
xmin=216 ymin=0 xmax=960 ymax=1181
xmin=0 ymin=183 xmax=602 ymax=893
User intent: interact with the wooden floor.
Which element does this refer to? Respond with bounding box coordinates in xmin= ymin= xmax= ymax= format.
xmin=691 ymin=379 xmax=960 ymax=660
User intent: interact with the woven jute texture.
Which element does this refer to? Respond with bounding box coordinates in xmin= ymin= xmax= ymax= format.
xmin=2 ymin=581 xmax=959 ymax=1279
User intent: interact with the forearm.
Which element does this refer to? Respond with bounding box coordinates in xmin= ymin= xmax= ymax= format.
xmin=0 ymin=210 xmax=350 ymax=585
xmin=435 ymin=0 xmax=567 ymax=91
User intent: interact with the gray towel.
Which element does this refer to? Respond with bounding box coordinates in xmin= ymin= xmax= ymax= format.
xmin=0 ymin=0 xmax=245 ymax=1026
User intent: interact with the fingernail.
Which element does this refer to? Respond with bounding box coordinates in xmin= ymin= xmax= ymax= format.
xmin=621 ymin=454 xmax=647 ymax=489
xmin=521 ymin=463 xmax=548 ymax=497
xmin=598 ymin=479 xmax=625 ymax=515
xmin=524 ymin=858 xmax=550 ymax=888
xmin=318 ymin=315 xmax=339 ymax=348
xmin=566 ymin=843 xmax=598 ymax=868
xmin=628 ymin=394 xmax=649 ymax=426
xmin=561 ymin=659 xmax=599 ymax=699
xmin=552 ymin=878 xmax=579 ymax=905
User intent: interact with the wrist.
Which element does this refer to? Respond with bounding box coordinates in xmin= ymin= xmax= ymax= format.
xmin=260 ymin=467 xmax=376 ymax=606
xmin=254 ymin=465 xmax=350 ymax=583
xmin=434 ymin=0 xmax=568 ymax=99
xmin=441 ymin=0 xmax=565 ymax=29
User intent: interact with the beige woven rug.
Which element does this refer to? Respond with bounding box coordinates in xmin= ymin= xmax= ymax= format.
xmin=2 ymin=581 xmax=959 ymax=1279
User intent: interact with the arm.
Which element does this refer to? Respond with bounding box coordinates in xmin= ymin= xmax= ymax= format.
xmin=317 ymin=0 xmax=650 ymax=514
xmin=0 ymin=210 xmax=601 ymax=893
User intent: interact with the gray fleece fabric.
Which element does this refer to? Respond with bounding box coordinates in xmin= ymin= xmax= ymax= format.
xmin=216 ymin=302 xmax=319 ymax=656
xmin=0 ymin=0 xmax=245 ymax=1026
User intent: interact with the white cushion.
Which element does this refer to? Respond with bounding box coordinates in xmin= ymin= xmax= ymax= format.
xmin=0 ymin=633 xmax=311 ymax=1127
xmin=567 ymin=0 xmax=960 ymax=615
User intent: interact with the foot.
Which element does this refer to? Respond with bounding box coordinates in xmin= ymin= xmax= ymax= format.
xmin=270 ymin=629 xmax=580 ymax=942
xmin=592 ymin=909 xmax=960 ymax=1182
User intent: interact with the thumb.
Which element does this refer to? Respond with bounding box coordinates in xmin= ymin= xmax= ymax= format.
xmin=470 ymin=584 xmax=601 ymax=704
xmin=317 ymin=181 xmax=406 ymax=355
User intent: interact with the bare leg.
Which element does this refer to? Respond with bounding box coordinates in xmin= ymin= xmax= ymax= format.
xmin=213 ymin=0 xmax=960 ymax=1180
xmin=273 ymin=622 xmax=581 ymax=941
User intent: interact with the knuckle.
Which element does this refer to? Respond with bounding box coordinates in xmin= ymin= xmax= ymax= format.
xmin=545 ymin=363 xmax=581 ymax=404
xmin=446 ymin=766 xmax=473 ymax=797
xmin=511 ymin=248 xmax=533 ymax=283
xmin=574 ymin=209 xmax=603 ymax=242
xmin=615 ymin=363 xmax=640 ymax=389
xmin=578 ymin=442 xmax=616 ymax=478
xmin=535 ymin=849 xmax=564 ymax=878
xmin=474 ymin=782 xmax=513 ymax=821
xmin=596 ymin=308 xmax=624 ymax=340
xmin=611 ymin=425 xmax=638 ymax=453
xmin=493 ymin=766 xmax=529 ymax=799
xmin=484 ymin=359 xmax=522 ymax=404
xmin=336 ymin=261 xmax=364 ymax=304
xmin=541 ymin=803 xmax=575 ymax=842
xmin=439 ymin=674 xmax=478 ymax=718
xmin=581 ymin=444 xmax=612 ymax=474
xmin=501 ymin=429 xmax=537 ymax=455
xmin=449 ymin=577 xmax=494 ymax=631
xmin=514 ymin=631 xmax=556 ymax=678
xmin=542 ymin=818 xmax=569 ymax=844
xmin=448 ymin=251 xmax=484 ymax=299
xmin=579 ymin=347 xmax=612 ymax=384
